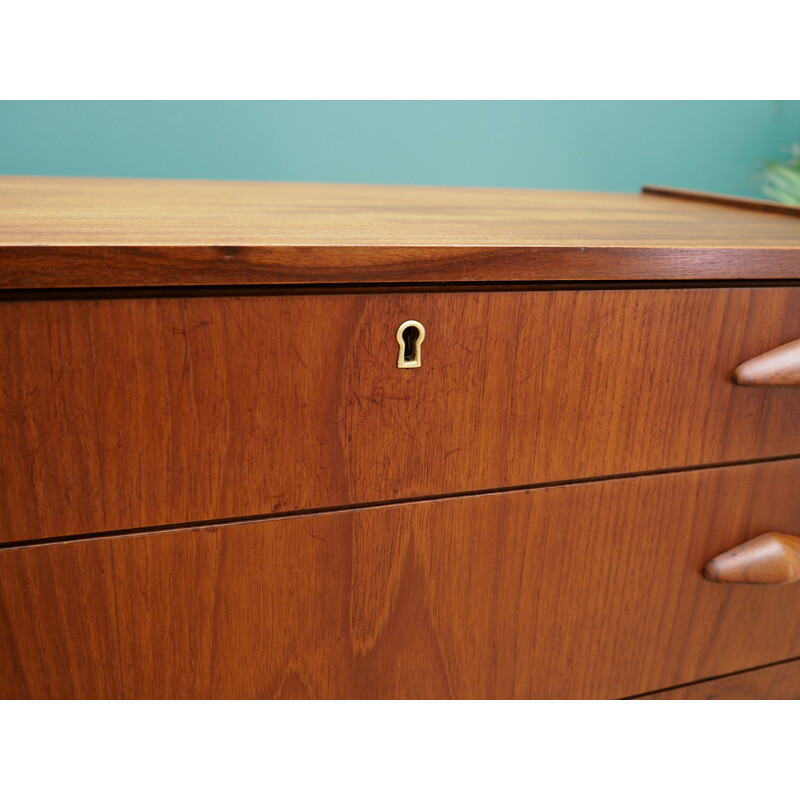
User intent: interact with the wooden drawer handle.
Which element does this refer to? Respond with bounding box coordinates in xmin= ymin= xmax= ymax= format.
xmin=733 ymin=338 xmax=800 ymax=386
xmin=703 ymin=533 xmax=800 ymax=585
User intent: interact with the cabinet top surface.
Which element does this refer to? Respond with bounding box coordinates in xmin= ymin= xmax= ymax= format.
xmin=2 ymin=175 xmax=799 ymax=248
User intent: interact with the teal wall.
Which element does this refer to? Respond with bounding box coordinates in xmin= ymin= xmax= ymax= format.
xmin=1 ymin=101 xmax=799 ymax=198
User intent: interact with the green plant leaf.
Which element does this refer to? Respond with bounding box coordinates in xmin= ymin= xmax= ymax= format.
xmin=761 ymin=150 xmax=800 ymax=206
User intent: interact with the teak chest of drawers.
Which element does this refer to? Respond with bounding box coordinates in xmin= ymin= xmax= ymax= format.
xmin=1 ymin=177 xmax=800 ymax=699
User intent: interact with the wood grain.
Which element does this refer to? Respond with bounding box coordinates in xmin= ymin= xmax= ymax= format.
xmin=638 ymin=659 xmax=800 ymax=699
xmin=0 ymin=177 xmax=798 ymax=288
xmin=5 ymin=247 xmax=800 ymax=290
xmin=4 ymin=176 xmax=799 ymax=247
xmin=3 ymin=287 xmax=800 ymax=543
xmin=2 ymin=459 xmax=799 ymax=700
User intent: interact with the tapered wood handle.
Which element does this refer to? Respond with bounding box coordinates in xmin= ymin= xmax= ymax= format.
xmin=703 ymin=533 xmax=800 ymax=585
xmin=733 ymin=338 xmax=800 ymax=386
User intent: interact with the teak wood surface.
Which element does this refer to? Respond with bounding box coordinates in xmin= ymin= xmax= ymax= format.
xmin=3 ymin=177 xmax=799 ymax=700
xmin=2 ymin=287 xmax=800 ymax=542
xmin=638 ymin=658 xmax=800 ymax=699
xmin=0 ymin=177 xmax=798 ymax=288
xmin=2 ymin=460 xmax=799 ymax=700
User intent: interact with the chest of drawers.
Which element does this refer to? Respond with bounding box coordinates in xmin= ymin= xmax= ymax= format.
xmin=1 ymin=177 xmax=799 ymax=699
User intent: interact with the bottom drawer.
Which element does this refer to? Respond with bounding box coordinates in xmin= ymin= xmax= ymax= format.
xmin=638 ymin=659 xmax=800 ymax=699
xmin=1 ymin=459 xmax=799 ymax=699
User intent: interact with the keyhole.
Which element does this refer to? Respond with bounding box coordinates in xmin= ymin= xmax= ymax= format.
xmin=402 ymin=326 xmax=419 ymax=362
xmin=396 ymin=320 xmax=426 ymax=368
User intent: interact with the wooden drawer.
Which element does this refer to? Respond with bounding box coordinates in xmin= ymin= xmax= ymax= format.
xmin=2 ymin=287 xmax=800 ymax=543
xmin=639 ymin=660 xmax=800 ymax=699
xmin=2 ymin=459 xmax=799 ymax=699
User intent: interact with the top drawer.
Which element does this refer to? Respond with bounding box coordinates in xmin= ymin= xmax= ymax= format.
xmin=2 ymin=286 xmax=799 ymax=542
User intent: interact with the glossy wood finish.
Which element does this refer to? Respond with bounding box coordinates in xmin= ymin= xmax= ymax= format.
xmin=10 ymin=248 xmax=800 ymax=291
xmin=3 ymin=288 xmax=800 ymax=543
xmin=3 ymin=178 xmax=799 ymax=700
xmin=733 ymin=338 xmax=800 ymax=386
xmin=0 ymin=177 xmax=798 ymax=288
xmin=1 ymin=459 xmax=799 ymax=700
xmin=639 ymin=659 xmax=800 ymax=699
xmin=8 ymin=247 xmax=800 ymax=290
xmin=703 ymin=533 xmax=800 ymax=585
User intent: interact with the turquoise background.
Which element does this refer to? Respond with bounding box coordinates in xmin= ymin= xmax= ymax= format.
xmin=1 ymin=101 xmax=799 ymax=198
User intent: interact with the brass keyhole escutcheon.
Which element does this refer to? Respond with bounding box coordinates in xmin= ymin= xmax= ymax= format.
xmin=396 ymin=320 xmax=425 ymax=368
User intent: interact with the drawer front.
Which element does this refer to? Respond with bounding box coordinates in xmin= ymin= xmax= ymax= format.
xmin=2 ymin=288 xmax=800 ymax=542
xmin=2 ymin=459 xmax=799 ymax=699
xmin=639 ymin=660 xmax=800 ymax=699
